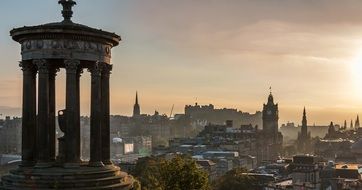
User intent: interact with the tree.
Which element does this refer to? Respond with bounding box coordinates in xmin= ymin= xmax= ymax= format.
xmin=214 ymin=168 xmax=257 ymax=190
xmin=132 ymin=155 xmax=209 ymax=190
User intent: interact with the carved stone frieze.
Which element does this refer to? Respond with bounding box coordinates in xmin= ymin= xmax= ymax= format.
xmin=21 ymin=39 xmax=112 ymax=63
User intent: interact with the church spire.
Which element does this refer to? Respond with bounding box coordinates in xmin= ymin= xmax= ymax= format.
xmin=355 ymin=115 xmax=360 ymax=129
xmin=303 ymin=107 xmax=306 ymax=116
xmin=301 ymin=107 xmax=308 ymax=137
xmin=135 ymin=91 xmax=139 ymax=105
xmin=133 ymin=91 xmax=141 ymax=117
xmin=351 ymin=119 xmax=354 ymax=129
xmin=267 ymin=87 xmax=274 ymax=105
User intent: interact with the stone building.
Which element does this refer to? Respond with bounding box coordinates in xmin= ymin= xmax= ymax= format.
xmin=257 ymin=92 xmax=283 ymax=163
xmin=185 ymin=103 xmax=262 ymax=127
xmin=290 ymin=155 xmax=321 ymax=190
xmin=320 ymin=163 xmax=362 ymax=190
xmin=0 ymin=117 xmax=21 ymax=154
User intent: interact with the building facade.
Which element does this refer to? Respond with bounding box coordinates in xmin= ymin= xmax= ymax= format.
xmin=258 ymin=92 xmax=283 ymax=162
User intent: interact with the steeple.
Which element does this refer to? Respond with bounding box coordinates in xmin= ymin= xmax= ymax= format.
xmin=133 ymin=91 xmax=141 ymax=117
xmin=344 ymin=120 xmax=347 ymax=130
xmin=135 ymin=91 xmax=139 ymax=105
xmin=328 ymin=121 xmax=335 ymax=134
xmin=355 ymin=115 xmax=360 ymax=129
xmin=267 ymin=87 xmax=274 ymax=105
xmin=301 ymin=107 xmax=308 ymax=138
xmin=351 ymin=119 xmax=354 ymax=129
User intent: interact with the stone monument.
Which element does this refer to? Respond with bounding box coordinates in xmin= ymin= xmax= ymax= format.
xmin=0 ymin=0 xmax=135 ymax=189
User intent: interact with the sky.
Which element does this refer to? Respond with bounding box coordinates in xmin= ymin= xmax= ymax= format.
xmin=1 ymin=0 xmax=362 ymax=125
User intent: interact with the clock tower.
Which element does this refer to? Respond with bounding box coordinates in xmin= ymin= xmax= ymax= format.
xmin=257 ymin=90 xmax=283 ymax=163
xmin=262 ymin=92 xmax=279 ymax=139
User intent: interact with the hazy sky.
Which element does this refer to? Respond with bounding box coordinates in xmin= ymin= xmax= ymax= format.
xmin=1 ymin=0 xmax=362 ymax=125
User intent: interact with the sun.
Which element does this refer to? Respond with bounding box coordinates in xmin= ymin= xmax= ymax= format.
xmin=351 ymin=50 xmax=362 ymax=95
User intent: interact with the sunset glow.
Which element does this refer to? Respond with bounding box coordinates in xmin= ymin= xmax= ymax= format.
xmin=1 ymin=0 xmax=362 ymax=125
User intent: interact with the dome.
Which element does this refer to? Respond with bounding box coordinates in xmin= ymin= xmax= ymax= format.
xmin=10 ymin=0 xmax=120 ymax=64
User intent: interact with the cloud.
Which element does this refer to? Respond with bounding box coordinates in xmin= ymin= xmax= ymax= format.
xmin=1 ymin=0 xmax=362 ymax=123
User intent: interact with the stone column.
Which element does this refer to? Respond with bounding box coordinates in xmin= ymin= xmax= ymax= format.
xmin=49 ymin=67 xmax=58 ymax=161
xmin=35 ymin=59 xmax=51 ymax=168
xmin=101 ymin=64 xmax=112 ymax=165
xmin=76 ymin=68 xmax=83 ymax=160
xmin=64 ymin=59 xmax=81 ymax=167
xmin=89 ymin=62 xmax=104 ymax=167
xmin=19 ymin=61 xmax=37 ymax=167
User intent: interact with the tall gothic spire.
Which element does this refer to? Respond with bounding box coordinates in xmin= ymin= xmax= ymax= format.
xmin=301 ymin=107 xmax=308 ymax=138
xmin=302 ymin=107 xmax=307 ymax=124
xmin=351 ymin=119 xmax=354 ymax=129
xmin=355 ymin=115 xmax=360 ymax=129
xmin=133 ymin=91 xmax=141 ymax=117
xmin=135 ymin=91 xmax=139 ymax=105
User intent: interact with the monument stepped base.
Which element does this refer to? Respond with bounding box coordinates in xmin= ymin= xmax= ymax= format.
xmin=0 ymin=164 xmax=134 ymax=190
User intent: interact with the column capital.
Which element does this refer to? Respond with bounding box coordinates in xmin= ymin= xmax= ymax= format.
xmin=88 ymin=62 xmax=102 ymax=77
xmin=64 ymin=59 xmax=80 ymax=74
xmin=101 ymin=64 xmax=113 ymax=77
xmin=77 ymin=68 xmax=84 ymax=78
xmin=49 ymin=67 xmax=60 ymax=77
xmin=34 ymin=59 xmax=49 ymax=74
xmin=19 ymin=61 xmax=36 ymax=72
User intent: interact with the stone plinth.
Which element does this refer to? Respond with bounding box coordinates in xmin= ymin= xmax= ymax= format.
xmin=1 ymin=164 xmax=134 ymax=190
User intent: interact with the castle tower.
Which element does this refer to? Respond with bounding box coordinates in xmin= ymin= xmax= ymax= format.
xmin=133 ymin=91 xmax=141 ymax=117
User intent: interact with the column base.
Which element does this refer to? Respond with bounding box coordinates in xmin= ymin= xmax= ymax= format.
xmin=1 ymin=165 xmax=135 ymax=190
xmin=20 ymin=160 xmax=35 ymax=167
xmin=102 ymin=160 xmax=113 ymax=165
xmin=34 ymin=162 xmax=53 ymax=168
xmin=63 ymin=162 xmax=80 ymax=168
xmin=88 ymin=161 xmax=105 ymax=167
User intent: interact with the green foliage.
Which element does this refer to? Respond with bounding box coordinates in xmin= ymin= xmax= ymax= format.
xmin=214 ymin=168 xmax=257 ymax=190
xmin=132 ymin=178 xmax=142 ymax=190
xmin=132 ymin=155 xmax=209 ymax=190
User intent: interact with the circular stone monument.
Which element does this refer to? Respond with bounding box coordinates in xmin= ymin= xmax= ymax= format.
xmin=0 ymin=1 xmax=135 ymax=189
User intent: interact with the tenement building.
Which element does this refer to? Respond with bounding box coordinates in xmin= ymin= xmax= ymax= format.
xmin=0 ymin=1 xmax=134 ymax=189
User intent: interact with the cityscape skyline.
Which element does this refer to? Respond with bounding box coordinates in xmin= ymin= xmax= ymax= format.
xmin=1 ymin=0 xmax=362 ymax=124
xmin=2 ymin=1 xmax=362 ymax=189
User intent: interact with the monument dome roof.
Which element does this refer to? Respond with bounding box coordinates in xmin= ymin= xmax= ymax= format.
xmin=10 ymin=0 xmax=120 ymax=47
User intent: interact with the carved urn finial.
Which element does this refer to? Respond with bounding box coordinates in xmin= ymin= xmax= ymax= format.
xmin=58 ymin=0 xmax=76 ymax=23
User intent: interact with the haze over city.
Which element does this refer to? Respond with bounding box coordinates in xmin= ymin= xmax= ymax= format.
xmin=2 ymin=0 xmax=362 ymax=124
